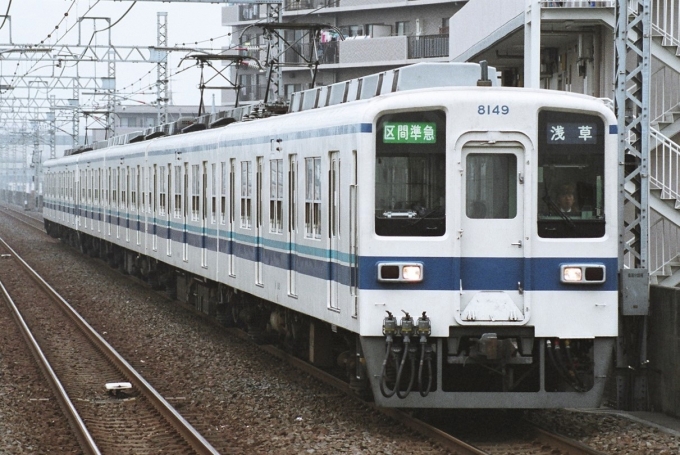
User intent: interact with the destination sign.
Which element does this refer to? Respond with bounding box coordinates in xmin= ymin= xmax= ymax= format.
xmin=546 ymin=122 xmax=598 ymax=145
xmin=383 ymin=122 xmax=436 ymax=144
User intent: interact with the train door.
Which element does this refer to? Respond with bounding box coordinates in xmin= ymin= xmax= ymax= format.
xmin=328 ymin=151 xmax=340 ymax=311
xmin=152 ymin=165 xmax=158 ymax=252
xmin=288 ymin=154 xmax=298 ymax=296
xmin=458 ymin=144 xmax=527 ymax=324
xmin=83 ymin=169 xmax=88 ymax=230
xmin=256 ymin=157 xmax=263 ymax=285
xmin=349 ymin=150 xmax=358 ymax=317
xmin=201 ymin=161 xmax=208 ymax=268
xmin=74 ymin=170 xmax=80 ymax=229
xmin=228 ymin=159 xmax=236 ymax=276
xmin=115 ymin=167 xmax=121 ymax=239
xmin=183 ymin=163 xmax=189 ymax=262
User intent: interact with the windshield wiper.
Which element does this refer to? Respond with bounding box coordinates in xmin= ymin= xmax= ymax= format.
xmin=381 ymin=210 xmax=417 ymax=218
xmin=542 ymin=194 xmax=575 ymax=229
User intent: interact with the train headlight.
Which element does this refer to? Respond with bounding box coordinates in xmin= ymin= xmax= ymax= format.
xmin=562 ymin=267 xmax=582 ymax=282
xmin=560 ymin=264 xmax=606 ymax=284
xmin=378 ymin=262 xmax=424 ymax=283
xmin=402 ymin=265 xmax=422 ymax=281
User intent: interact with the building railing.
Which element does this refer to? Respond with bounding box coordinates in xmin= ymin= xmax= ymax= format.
xmin=652 ymin=0 xmax=680 ymax=48
xmin=650 ymin=128 xmax=680 ymax=202
xmin=651 ymin=65 xmax=680 ymax=125
xmin=283 ymin=41 xmax=339 ymax=65
xmin=650 ymin=210 xmax=680 ymax=278
xmin=284 ymin=0 xmax=340 ymax=10
xmin=540 ymin=1 xmax=614 ymax=7
xmin=648 ymin=127 xmax=680 ymax=276
xmin=408 ymin=35 xmax=449 ymax=59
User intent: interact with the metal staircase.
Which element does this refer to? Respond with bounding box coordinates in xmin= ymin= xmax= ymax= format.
xmin=646 ymin=0 xmax=680 ymax=285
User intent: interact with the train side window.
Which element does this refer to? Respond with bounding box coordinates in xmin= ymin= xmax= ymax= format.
xmin=113 ymin=168 xmax=118 ymax=205
xmin=220 ymin=162 xmax=227 ymax=224
xmin=375 ymin=109 xmax=446 ymax=237
xmin=122 ymin=167 xmax=128 ymax=208
xmin=148 ymin=166 xmax=153 ymax=213
xmin=87 ymin=170 xmax=92 ymax=202
xmin=537 ymin=110 xmax=606 ymax=238
xmin=305 ymin=157 xmax=322 ymax=239
xmin=174 ymin=165 xmax=182 ymax=217
xmin=191 ymin=164 xmax=200 ymax=221
xmin=241 ymin=161 xmax=252 ymax=229
xmin=94 ymin=170 xmax=99 ymax=204
xmin=131 ymin=167 xmax=137 ymax=210
xmin=159 ymin=166 xmax=166 ymax=216
xmin=211 ymin=163 xmax=217 ymax=224
xmin=270 ymin=159 xmax=284 ymax=234
xmin=81 ymin=170 xmax=86 ymax=203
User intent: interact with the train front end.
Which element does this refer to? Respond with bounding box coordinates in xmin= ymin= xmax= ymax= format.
xmin=358 ymin=87 xmax=618 ymax=408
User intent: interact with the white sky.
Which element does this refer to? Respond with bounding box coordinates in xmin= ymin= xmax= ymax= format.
xmin=1 ymin=0 xmax=229 ymax=107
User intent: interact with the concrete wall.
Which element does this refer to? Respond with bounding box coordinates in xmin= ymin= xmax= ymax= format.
xmin=648 ymin=285 xmax=680 ymax=417
xmin=449 ymin=0 xmax=524 ymax=61
xmin=342 ymin=0 xmax=404 ymax=6
xmin=340 ymin=36 xmax=407 ymax=64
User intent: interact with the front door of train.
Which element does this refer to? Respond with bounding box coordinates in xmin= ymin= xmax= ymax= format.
xmin=457 ymin=143 xmax=527 ymax=324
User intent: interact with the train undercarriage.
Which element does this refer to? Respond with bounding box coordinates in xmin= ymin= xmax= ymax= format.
xmin=43 ymin=220 xmax=371 ymax=396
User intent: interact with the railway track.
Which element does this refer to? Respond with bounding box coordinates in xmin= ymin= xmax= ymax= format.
xmin=0 ymin=205 xmax=610 ymax=454
xmin=0 ymin=204 xmax=45 ymax=231
xmin=237 ymin=332 xmax=609 ymax=455
xmin=0 ymin=235 xmax=219 ymax=454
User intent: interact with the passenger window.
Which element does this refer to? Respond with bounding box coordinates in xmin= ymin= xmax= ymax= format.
xmin=537 ymin=111 xmax=605 ymax=238
xmin=465 ymin=154 xmax=517 ymax=219
xmin=375 ymin=110 xmax=446 ymax=237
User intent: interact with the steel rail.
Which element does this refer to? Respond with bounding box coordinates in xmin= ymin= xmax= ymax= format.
xmin=255 ymin=341 xmax=487 ymax=455
xmin=526 ymin=421 xmax=609 ymax=455
xmin=0 ymin=205 xmax=45 ymax=232
xmin=0 ymin=271 xmax=101 ymax=455
xmin=0 ymin=236 xmax=221 ymax=455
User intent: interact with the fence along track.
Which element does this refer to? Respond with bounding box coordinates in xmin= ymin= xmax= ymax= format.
xmin=0 ymin=236 xmax=220 ymax=455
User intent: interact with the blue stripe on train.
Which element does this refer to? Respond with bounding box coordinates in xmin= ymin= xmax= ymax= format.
xmin=357 ymin=256 xmax=618 ymax=291
xmin=45 ymin=202 xmax=616 ymax=292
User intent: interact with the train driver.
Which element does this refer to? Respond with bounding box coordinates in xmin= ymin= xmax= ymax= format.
xmin=557 ymin=183 xmax=578 ymax=213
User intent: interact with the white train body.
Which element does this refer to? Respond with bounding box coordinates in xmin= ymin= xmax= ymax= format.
xmin=43 ymin=63 xmax=618 ymax=408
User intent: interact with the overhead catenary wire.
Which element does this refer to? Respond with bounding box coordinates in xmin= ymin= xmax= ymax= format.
xmin=0 ymin=0 xmax=13 ymax=31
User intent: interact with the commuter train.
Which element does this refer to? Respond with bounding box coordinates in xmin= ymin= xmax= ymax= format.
xmin=43 ymin=62 xmax=619 ymax=408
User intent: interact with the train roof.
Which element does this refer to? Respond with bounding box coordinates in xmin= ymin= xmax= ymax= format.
xmin=63 ymin=62 xmax=498 ymax=157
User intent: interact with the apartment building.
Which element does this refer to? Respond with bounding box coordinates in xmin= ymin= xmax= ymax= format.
xmin=221 ymin=0 xmax=465 ymax=104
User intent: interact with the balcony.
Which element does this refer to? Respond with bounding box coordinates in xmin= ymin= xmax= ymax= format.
xmin=284 ymin=41 xmax=339 ymax=65
xmin=284 ymin=0 xmax=340 ymax=10
xmin=408 ymin=35 xmax=449 ymax=59
xmin=282 ymin=34 xmax=449 ymax=66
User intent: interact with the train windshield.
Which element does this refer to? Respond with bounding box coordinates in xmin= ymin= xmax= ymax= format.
xmin=374 ymin=110 xmax=446 ymax=237
xmin=537 ymin=110 xmax=606 ymax=238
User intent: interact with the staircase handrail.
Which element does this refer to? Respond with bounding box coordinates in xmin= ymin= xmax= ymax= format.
xmin=651 ymin=0 xmax=680 ymax=49
xmin=650 ymin=127 xmax=680 ymax=201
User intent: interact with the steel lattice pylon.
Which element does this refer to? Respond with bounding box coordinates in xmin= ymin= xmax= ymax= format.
xmin=157 ymin=12 xmax=169 ymax=126
xmin=615 ymin=0 xmax=651 ymax=411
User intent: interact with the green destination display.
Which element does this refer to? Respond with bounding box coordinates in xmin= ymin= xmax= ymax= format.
xmin=383 ymin=122 xmax=436 ymax=144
